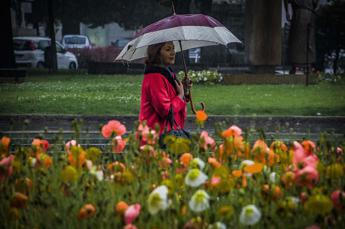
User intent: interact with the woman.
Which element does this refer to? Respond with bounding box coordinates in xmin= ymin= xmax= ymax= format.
xmin=139 ymin=41 xmax=187 ymax=134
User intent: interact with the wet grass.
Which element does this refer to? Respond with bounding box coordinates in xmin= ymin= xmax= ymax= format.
xmin=0 ymin=72 xmax=344 ymax=116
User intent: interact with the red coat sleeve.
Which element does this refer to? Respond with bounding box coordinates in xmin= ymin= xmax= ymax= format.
xmin=148 ymin=74 xmax=186 ymax=119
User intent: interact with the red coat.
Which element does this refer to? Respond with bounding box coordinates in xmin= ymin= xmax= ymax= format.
xmin=139 ymin=66 xmax=187 ymax=134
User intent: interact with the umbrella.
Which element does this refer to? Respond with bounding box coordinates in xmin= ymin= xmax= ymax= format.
xmin=115 ymin=13 xmax=241 ymax=113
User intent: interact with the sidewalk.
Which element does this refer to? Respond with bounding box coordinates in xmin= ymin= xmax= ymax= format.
xmin=1 ymin=115 xmax=344 ymax=146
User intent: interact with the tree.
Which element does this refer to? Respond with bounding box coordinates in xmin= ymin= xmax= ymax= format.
xmin=1 ymin=0 xmax=16 ymax=68
xmin=316 ymin=0 xmax=345 ymax=74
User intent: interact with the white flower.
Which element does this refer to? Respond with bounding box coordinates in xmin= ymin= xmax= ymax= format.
xmin=93 ymin=170 xmax=104 ymax=181
xmin=269 ymin=172 xmax=278 ymax=183
xmin=190 ymin=158 xmax=205 ymax=170
xmin=185 ymin=169 xmax=208 ymax=187
xmin=189 ymin=189 xmax=210 ymax=212
xmin=207 ymin=222 xmax=226 ymax=229
xmin=147 ymin=185 xmax=170 ymax=215
xmin=239 ymin=204 xmax=261 ymax=226
xmin=240 ymin=160 xmax=254 ymax=168
xmin=29 ymin=157 xmax=37 ymax=167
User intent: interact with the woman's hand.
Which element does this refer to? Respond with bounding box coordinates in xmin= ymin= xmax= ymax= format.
xmin=175 ymin=79 xmax=184 ymax=99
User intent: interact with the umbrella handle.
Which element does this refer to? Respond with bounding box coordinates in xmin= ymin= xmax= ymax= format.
xmin=182 ymin=76 xmax=205 ymax=114
xmin=188 ymin=88 xmax=205 ymax=114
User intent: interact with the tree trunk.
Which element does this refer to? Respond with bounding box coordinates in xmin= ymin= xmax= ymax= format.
xmin=0 ymin=0 xmax=16 ymax=68
xmin=47 ymin=0 xmax=58 ymax=72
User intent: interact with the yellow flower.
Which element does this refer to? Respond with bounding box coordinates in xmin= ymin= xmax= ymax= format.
xmin=61 ymin=165 xmax=79 ymax=183
xmin=86 ymin=147 xmax=101 ymax=162
xmin=304 ymin=194 xmax=333 ymax=215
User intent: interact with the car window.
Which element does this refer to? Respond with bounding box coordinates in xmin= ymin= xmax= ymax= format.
xmin=13 ymin=39 xmax=38 ymax=50
xmin=56 ymin=42 xmax=63 ymax=52
xmin=115 ymin=39 xmax=131 ymax=48
xmin=64 ymin=37 xmax=86 ymax=44
xmin=38 ymin=40 xmax=51 ymax=50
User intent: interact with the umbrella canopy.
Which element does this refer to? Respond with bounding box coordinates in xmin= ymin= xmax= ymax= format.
xmin=115 ymin=14 xmax=241 ymax=61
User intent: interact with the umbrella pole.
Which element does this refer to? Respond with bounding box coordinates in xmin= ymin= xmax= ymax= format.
xmin=178 ymin=41 xmax=205 ymax=114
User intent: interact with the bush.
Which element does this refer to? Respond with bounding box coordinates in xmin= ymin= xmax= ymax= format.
xmin=177 ymin=70 xmax=223 ymax=84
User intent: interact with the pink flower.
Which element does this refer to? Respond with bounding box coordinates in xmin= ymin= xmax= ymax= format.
xmin=293 ymin=141 xmax=307 ymax=165
xmin=0 ymin=155 xmax=15 ymax=181
xmin=295 ymin=165 xmax=319 ymax=188
xmin=65 ymin=140 xmax=79 ymax=154
xmin=331 ymin=190 xmax=345 ymax=211
xmin=199 ymin=131 xmax=216 ymax=151
xmin=303 ymin=154 xmax=319 ymax=168
xmin=210 ymin=176 xmax=221 ymax=186
xmin=112 ymin=136 xmax=126 ymax=154
xmin=124 ymin=204 xmax=141 ymax=225
xmin=293 ymin=141 xmax=319 ymax=168
xmin=102 ymin=120 xmax=126 ymax=138
xmin=123 ymin=224 xmax=138 ymax=229
xmin=136 ymin=123 xmax=158 ymax=145
xmin=336 ymin=147 xmax=343 ymax=155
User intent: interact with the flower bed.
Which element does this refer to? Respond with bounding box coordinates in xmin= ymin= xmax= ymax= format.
xmin=1 ymin=114 xmax=345 ymax=228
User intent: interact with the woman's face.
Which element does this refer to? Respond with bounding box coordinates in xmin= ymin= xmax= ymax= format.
xmin=160 ymin=42 xmax=175 ymax=66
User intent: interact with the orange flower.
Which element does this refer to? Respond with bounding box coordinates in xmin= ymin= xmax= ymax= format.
xmin=180 ymin=153 xmax=193 ymax=167
xmin=195 ymin=110 xmax=208 ymax=122
xmin=15 ymin=178 xmax=33 ymax=195
xmin=252 ymin=139 xmax=269 ymax=163
xmin=32 ymin=138 xmax=49 ymax=152
xmin=11 ymin=192 xmax=28 ymax=209
xmin=36 ymin=153 xmax=53 ymax=169
xmin=115 ymin=201 xmax=129 ymax=215
xmin=107 ymin=161 xmax=126 ymax=173
xmin=232 ymin=170 xmax=242 ymax=177
xmin=221 ymin=125 xmax=242 ymax=138
xmin=1 ymin=136 xmax=11 ymax=150
xmin=243 ymin=163 xmax=263 ymax=174
xmin=78 ymin=204 xmax=96 ymax=220
xmin=272 ymin=185 xmax=283 ymax=200
xmin=302 ymin=140 xmax=316 ymax=155
xmin=67 ymin=148 xmax=86 ymax=167
xmin=208 ymin=157 xmax=221 ymax=168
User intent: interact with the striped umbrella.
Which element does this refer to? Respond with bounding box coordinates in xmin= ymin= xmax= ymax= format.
xmin=115 ymin=13 xmax=241 ymax=114
xmin=115 ymin=14 xmax=241 ymax=61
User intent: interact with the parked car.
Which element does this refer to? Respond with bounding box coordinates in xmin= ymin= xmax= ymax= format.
xmin=62 ymin=35 xmax=92 ymax=49
xmin=13 ymin=36 xmax=78 ymax=69
xmin=111 ymin=38 xmax=132 ymax=49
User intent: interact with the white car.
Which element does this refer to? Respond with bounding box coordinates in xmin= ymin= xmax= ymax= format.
xmin=13 ymin=36 xmax=78 ymax=69
xmin=62 ymin=35 xmax=92 ymax=49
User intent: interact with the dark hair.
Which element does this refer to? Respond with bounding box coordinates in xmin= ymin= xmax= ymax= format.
xmin=145 ymin=42 xmax=165 ymax=66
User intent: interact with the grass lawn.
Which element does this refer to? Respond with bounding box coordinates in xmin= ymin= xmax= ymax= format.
xmin=0 ymin=72 xmax=344 ymax=116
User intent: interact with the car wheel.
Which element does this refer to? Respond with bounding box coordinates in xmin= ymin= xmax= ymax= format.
xmin=37 ymin=62 xmax=45 ymax=68
xmin=69 ymin=62 xmax=76 ymax=70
